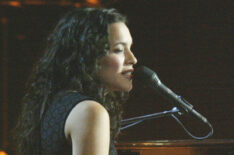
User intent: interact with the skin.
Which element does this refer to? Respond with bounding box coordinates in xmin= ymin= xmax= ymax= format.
xmin=64 ymin=22 xmax=137 ymax=155
xmin=99 ymin=22 xmax=137 ymax=92
xmin=65 ymin=100 xmax=110 ymax=155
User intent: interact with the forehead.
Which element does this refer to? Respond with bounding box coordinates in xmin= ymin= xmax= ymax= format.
xmin=108 ymin=22 xmax=132 ymax=46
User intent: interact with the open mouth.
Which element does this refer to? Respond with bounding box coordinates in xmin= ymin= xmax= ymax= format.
xmin=121 ymin=71 xmax=133 ymax=79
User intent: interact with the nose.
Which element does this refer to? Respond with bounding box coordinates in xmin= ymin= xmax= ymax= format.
xmin=125 ymin=49 xmax=137 ymax=65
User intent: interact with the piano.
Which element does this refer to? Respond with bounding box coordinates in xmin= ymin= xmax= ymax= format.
xmin=117 ymin=139 xmax=234 ymax=155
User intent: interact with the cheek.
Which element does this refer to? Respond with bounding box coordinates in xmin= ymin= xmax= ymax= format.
xmin=102 ymin=55 xmax=124 ymax=73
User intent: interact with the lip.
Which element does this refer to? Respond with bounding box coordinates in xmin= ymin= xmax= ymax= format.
xmin=121 ymin=69 xmax=134 ymax=80
xmin=122 ymin=73 xmax=133 ymax=80
xmin=121 ymin=69 xmax=134 ymax=74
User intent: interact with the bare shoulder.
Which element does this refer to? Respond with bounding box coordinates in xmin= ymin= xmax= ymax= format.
xmin=65 ymin=100 xmax=109 ymax=139
xmin=64 ymin=100 xmax=110 ymax=154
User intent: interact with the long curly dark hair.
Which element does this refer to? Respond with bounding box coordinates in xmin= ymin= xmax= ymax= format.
xmin=14 ymin=8 xmax=128 ymax=155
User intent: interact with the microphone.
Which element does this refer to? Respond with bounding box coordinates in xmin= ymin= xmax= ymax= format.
xmin=134 ymin=66 xmax=209 ymax=124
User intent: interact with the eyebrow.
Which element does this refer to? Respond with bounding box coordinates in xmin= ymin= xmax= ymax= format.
xmin=113 ymin=41 xmax=133 ymax=47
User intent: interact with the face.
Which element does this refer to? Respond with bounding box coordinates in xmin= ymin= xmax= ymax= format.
xmin=98 ymin=22 xmax=137 ymax=92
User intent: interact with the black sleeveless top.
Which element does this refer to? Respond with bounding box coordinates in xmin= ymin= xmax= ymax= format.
xmin=40 ymin=91 xmax=117 ymax=155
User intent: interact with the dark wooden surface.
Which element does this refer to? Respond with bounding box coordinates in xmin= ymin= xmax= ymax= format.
xmin=117 ymin=139 xmax=234 ymax=155
xmin=117 ymin=139 xmax=234 ymax=147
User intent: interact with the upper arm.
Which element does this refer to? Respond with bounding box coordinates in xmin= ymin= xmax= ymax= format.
xmin=65 ymin=100 xmax=110 ymax=155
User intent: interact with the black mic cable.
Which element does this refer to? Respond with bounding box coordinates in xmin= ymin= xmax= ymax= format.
xmin=121 ymin=66 xmax=214 ymax=139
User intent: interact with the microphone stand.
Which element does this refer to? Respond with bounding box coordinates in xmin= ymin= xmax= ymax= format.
xmin=120 ymin=107 xmax=180 ymax=130
xmin=120 ymin=106 xmax=213 ymax=140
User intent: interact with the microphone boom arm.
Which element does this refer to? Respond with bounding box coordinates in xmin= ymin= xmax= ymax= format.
xmin=153 ymin=79 xmax=209 ymax=124
xmin=121 ymin=107 xmax=180 ymax=127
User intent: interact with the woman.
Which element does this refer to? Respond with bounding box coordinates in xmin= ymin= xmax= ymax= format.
xmin=14 ymin=8 xmax=137 ymax=155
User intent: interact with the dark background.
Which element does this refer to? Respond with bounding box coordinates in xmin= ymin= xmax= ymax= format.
xmin=0 ymin=0 xmax=233 ymax=154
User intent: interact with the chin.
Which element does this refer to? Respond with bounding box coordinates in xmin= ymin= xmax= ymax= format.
xmin=117 ymin=84 xmax=133 ymax=92
xmin=106 ymin=80 xmax=133 ymax=92
xmin=124 ymin=85 xmax=132 ymax=92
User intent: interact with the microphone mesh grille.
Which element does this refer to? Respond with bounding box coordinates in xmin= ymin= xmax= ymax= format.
xmin=134 ymin=66 xmax=155 ymax=82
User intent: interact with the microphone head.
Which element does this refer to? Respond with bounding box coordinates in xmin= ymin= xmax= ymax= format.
xmin=134 ymin=66 xmax=161 ymax=86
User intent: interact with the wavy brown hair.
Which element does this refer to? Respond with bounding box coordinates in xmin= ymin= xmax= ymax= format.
xmin=13 ymin=8 xmax=128 ymax=155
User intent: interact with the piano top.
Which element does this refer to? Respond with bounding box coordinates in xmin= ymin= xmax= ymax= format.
xmin=117 ymin=139 xmax=234 ymax=148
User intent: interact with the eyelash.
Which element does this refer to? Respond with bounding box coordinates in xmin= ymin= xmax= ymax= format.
xmin=114 ymin=49 xmax=124 ymax=53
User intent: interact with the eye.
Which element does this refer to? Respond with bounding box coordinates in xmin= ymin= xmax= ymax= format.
xmin=113 ymin=48 xmax=124 ymax=53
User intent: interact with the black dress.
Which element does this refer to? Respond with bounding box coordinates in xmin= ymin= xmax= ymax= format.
xmin=40 ymin=91 xmax=117 ymax=155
